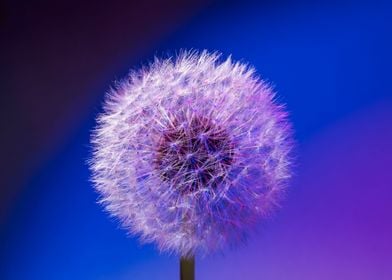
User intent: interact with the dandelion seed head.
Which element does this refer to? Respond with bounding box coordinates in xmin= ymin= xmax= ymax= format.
xmin=90 ymin=50 xmax=293 ymax=257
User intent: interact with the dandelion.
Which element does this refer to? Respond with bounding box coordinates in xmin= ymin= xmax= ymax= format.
xmin=90 ymin=50 xmax=293 ymax=279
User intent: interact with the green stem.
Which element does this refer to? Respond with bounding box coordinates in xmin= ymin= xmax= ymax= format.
xmin=180 ymin=256 xmax=195 ymax=280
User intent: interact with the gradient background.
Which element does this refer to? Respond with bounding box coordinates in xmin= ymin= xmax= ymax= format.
xmin=1 ymin=0 xmax=392 ymax=279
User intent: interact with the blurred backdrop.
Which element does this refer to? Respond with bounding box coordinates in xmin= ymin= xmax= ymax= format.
xmin=1 ymin=0 xmax=391 ymax=279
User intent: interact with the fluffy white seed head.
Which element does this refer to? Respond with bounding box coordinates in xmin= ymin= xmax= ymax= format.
xmin=90 ymin=50 xmax=293 ymax=257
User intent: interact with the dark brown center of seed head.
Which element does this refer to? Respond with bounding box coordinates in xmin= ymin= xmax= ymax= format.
xmin=154 ymin=114 xmax=234 ymax=194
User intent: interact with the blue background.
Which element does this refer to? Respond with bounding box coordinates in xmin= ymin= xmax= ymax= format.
xmin=1 ymin=0 xmax=391 ymax=279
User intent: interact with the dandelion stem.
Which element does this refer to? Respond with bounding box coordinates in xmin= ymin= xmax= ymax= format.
xmin=180 ymin=256 xmax=195 ymax=280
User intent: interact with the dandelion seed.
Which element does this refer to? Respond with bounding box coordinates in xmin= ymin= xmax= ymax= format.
xmin=89 ymin=50 xmax=293 ymax=258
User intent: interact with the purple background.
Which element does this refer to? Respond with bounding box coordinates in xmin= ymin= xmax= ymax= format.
xmin=1 ymin=0 xmax=392 ymax=279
